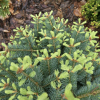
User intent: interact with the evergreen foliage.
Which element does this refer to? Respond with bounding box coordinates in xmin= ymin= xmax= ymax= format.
xmin=0 ymin=11 xmax=100 ymax=100
xmin=0 ymin=0 xmax=10 ymax=17
xmin=81 ymin=0 xmax=100 ymax=28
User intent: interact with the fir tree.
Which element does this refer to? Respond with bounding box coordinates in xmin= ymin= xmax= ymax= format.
xmin=0 ymin=11 xmax=100 ymax=100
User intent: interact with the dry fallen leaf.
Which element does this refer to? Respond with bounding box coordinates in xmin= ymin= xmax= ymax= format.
xmin=15 ymin=11 xmax=25 ymax=18
xmin=80 ymin=0 xmax=86 ymax=6
xmin=9 ymin=8 xmax=14 ymax=14
xmin=43 ymin=0 xmax=52 ymax=5
xmin=13 ymin=10 xmax=20 ymax=16
xmin=60 ymin=1 xmax=69 ymax=10
xmin=55 ymin=8 xmax=63 ymax=19
xmin=3 ymin=30 xmax=10 ymax=33
xmin=43 ymin=7 xmax=51 ymax=12
xmin=0 ymin=15 xmax=9 ymax=20
xmin=73 ymin=0 xmax=86 ymax=17
xmin=15 ymin=18 xmax=25 ymax=24
xmin=73 ymin=8 xmax=82 ymax=17
xmin=9 ymin=0 xmax=14 ymax=14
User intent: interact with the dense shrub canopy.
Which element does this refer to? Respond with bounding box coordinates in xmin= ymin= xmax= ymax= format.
xmin=0 ymin=11 xmax=100 ymax=100
xmin=81 ymin=0 xmax=100 ymax=28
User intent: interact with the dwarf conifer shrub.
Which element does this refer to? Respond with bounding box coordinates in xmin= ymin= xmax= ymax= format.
xmin=81 ymin=0 xmax=100 ymax=28
xmin=0 ymin=11 xmax=100 ymax=100
xmin=0 ymin=0 xmax=10 ymax=17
